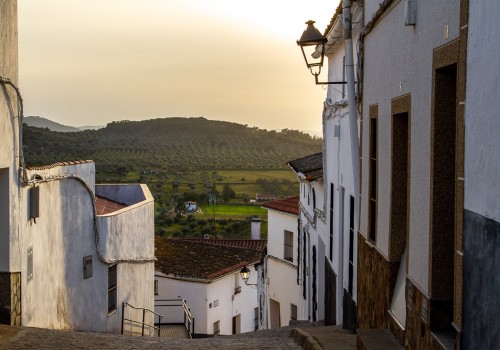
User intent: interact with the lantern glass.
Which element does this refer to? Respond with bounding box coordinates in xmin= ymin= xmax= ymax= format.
xmin=240 ymin=266 xmax=250 ymax=282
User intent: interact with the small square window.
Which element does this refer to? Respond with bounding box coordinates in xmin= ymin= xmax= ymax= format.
xmin=83 ymin=255 xmax=93 ymax=279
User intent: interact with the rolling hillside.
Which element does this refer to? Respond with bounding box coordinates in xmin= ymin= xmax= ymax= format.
xmin=22 ymin=117 xmax=322 ymax=176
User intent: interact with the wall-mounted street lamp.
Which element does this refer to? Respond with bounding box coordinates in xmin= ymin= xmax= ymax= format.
xmin=296 ymin=20 xmax=346 ymax=85
xmin=240 ymin=266 xmax=257 ymax=286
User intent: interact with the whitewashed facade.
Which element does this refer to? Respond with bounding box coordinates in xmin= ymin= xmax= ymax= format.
xmin=0 ymin=2 xmax=155 ymax=332
xmin=154 ymin=238 xmax=264 ymax=337
xmin=155 ymin=266 xmax=259 ymax=336
xmin=288 ymin=153 xmax=326 ymax=323
xmin=321 ymin=2 xmax=362 ymax=330
xmin=262 ymin=196 xmax=307 ymax=328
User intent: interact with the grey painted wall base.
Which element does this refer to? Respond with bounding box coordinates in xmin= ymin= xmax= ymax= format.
xmin=463 ymin=209 xmax=500 ymax=349
xmin=324 ymin=259 xmax=337 ymax=326
xmin=342 ymin=289 xmax=356 ymax=332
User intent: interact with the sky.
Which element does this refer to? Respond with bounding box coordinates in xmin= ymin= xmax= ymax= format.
xmin=18 ymin=0 xmax=340 ymax=133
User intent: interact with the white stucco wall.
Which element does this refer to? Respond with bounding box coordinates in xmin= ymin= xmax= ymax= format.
xmin=266 ymin=209 xmax=297 ymax=262
xmin=15 ymin=164 xmax=154 ymax=332
xmin=464 ymin=0 xmax=500 ymax=221
xmin=0 ymin=0 xmax=19 ymax=273
xmin=298 ymin=178 xmax=326 ymax=322
xmin=361 ymin=0 xmax=460 ymax=294
xmin=155 ymin=267 xmax=259 ymax=336
xmin=266 ymin=257 xmax=305 ymax=326
xmin=97 ymin=184 xmax=154 ymax=260
xmin=155 ymin=275 xmax=208 ymax=334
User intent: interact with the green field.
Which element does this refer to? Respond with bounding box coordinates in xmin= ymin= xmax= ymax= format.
xmin=199 ymin=203 xmax=267 ymax=219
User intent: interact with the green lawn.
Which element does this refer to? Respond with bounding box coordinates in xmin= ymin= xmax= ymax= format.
xmin=199 ymin=203 xmax=267 ymax=219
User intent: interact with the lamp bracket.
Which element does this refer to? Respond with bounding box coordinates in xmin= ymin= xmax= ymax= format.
xmin=314 ymin=74 xmax=348 ymax=85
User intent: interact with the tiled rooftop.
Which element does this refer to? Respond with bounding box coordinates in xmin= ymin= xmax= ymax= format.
xmin=183 ymin=239 xmax=267 ymax=252
xmin=262 ymin=196 xmax=300 ymax=216
xmin=155 ymin=237 xmax=263 ymax=280
xmin=26 ymin=160 xmax=94 ymax=170
xmin=287 ymin=152 xmax=323 ymax=181
xmin=95 ymin=195 xmax=127 ymax=215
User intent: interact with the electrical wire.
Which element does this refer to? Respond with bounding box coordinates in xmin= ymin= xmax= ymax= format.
xmin=1 ymin=76 xmax=154 ymax=265
xmin=0 ymin=76 xmax=28 ymax=184
xmin=27 ymin=173 xmax=156 ymax=265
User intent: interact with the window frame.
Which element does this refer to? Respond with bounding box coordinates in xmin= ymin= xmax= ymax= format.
xmin=284 ymin=230 xmax=294 ymax=262
xmin=108 ymin=264 xmax=117 ymax=314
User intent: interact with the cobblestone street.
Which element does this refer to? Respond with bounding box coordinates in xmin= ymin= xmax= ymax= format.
xmin=0 ymin=325 xmax=305 ymax=350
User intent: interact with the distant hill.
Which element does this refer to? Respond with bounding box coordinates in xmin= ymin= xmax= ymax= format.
xmin=22 ymin=117 xmax=323 ymax=176
xmin=77 ymin=124 xmax=105 ymax=131
xmin=24 ymin=116 xmax=80 ymax=132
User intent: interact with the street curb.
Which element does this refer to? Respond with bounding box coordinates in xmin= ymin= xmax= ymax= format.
xmin=290 ymin=328 xmax=323 ymax=350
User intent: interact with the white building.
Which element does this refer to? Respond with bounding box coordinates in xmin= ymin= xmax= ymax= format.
xmin=154 ymin=238 xmax=265 ymax=337
xmin=316 ymin=2 xmax=363 ymax=331
xmin=1 ymin=2 xmax=155 ymax=333
xmin=287 ymin=152 xmax=326 ymax=323
xmin=261 ymin=196 xmax=307 ymax=328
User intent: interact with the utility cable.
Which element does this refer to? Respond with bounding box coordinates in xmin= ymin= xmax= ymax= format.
xmin=1 ymin=76 xmax=154 ymax=265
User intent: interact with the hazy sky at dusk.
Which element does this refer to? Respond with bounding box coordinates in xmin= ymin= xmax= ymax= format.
xmin=18 ymin=0 xmax=340 ymax=133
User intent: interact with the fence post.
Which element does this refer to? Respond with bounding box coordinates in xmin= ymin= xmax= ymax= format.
xmin=142 ymin=308 xmax=146 ymax=336
xmin=121 ymin=303 xmax=125 ymax=335
xmin=158 ymin=315 xmax=162 ymax=337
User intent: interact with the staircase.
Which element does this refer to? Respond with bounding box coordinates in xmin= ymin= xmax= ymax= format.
xmin=159 ymin=324 xmax=190 ymax=339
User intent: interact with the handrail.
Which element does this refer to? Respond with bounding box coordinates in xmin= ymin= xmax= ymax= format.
xmin=155 ymin=298 xmax=195 ymax=338
xmin=121 ymin=302 xmax=163 ymax=337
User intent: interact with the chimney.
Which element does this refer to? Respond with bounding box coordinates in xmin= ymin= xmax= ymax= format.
xmin=251 ymin=218 xmax=262 ymax=240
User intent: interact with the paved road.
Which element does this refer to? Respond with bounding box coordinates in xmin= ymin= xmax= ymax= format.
xmin=0 ymin=324 xmax=304 ymax=350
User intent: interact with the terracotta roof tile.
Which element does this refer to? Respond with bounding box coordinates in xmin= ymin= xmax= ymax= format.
xmin=26 ymin=160 xmax=94 ymax=170
xmin=95 ymin=195 xmax=127 ymax=215
xmin=183 ymin=239 xmax=267 ymax=252
xmin=262 ymin=196 xmax=300 ymax=216
xmin=323 ymin=2 xmax=343 ymax=36
xmin=287 ymin=152 xmax=323 ymax=181
xmin=155 ymin=237 xmax=263 ymax=280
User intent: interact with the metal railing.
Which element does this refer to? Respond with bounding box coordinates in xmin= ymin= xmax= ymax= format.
xmin=121 ymin=302 xmax=163 ymax=337
xmin=155 ymin=298 xmax=195 ymax=338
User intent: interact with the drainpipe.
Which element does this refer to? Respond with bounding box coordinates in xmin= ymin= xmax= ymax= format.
xmin=343 ymin=0 xmax=360 ymax=200
xmin=342 ymin=0 xmax=360 ymax=301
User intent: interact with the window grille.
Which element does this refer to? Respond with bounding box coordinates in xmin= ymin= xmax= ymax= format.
xmin=108 ymin=264 xmax=117 ymax=313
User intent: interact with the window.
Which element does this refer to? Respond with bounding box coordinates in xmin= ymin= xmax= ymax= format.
xmin=348 ymin=196 xmax=355 ymax=295
xmin=369 ymin=115 xmax=378 ymax=242
xmin=254 ymin=307 xmax=259 ymax=331
xmin=234 ymin=273 xmax=241 ymax=294
xmin=83 ymin=255 xmax=93 ymax=279
xmin=108 ymin=264 xmax=117 ymax=313
xmin=290 ymin=304 xmax=298 ymax=321
xmin=29 ymin=187 xmax=39 ymax=220
xmin=213 ymin=320 xmax=220 ymax=336
xmin=154 ymin=279 xmax=158 ymax=295
xmin=284 ymin=230 xmax=293 ymax=262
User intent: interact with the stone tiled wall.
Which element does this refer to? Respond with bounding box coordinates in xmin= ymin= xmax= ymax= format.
xmin=0 ymin=272 xmax=21 ymax=326
xmin=357 ymin=234 xmax=398 ymax=331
